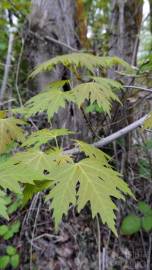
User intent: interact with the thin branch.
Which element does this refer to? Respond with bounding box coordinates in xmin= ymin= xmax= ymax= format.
xmin=45 ymin=34 xmax=78 ymax=52
xmin=147 ymin=233 xmax=152 ymax=270
xmin=64 ymin=114 xmax=148 ymax=156
xmin=0 ymin=30 xmax=14 ymax=102
xmin=124 ymin=85 xmax=152 ymax=93
xmin=29 ymin=30 xmax=78 ymax=52
xmin=115 ymin=71 xmax=140 ymax=77
xmin=15 ymin=38 xmax=24 ymax=107
xmin=0 ymin=98 xmax=16 ymax=106
xmin=96 ymin=216 xmax=101 ymax=270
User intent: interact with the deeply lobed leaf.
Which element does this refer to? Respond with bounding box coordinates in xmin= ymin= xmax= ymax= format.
xmin=22 ymin=128 xmax=74 ymax=149
xmin=31 ymin=53 xmax=131 ymax=77
xmin=0 ymin=118 xmax=25 ymax=154
xmin=46 ymin=148 xmax=132 ymax=234
xmin=0 ymin=190 xmax=9 ymax=219
xmin=70 ymin=81 xmax=120 ymax=115
xmin=24 ymin=88 xmax=74 ymax=120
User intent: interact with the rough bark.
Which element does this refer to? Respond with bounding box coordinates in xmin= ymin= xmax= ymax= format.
xmin=25 ymin=0 xmax=78 ymax=90
xmin=108 ymin=0 xmax=143 ymax=176
xmin=109 ymin=0 xmax=143 ymax=75
xmin=149 ymin=0 xmax=152 ymax=33
xmin=24 ymin=0 xmax=92 ymax=143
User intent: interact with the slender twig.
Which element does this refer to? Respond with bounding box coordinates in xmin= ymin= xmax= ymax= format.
xmin=147 ymin=233 xmax=152 ymax=270
xmin=8 ymin=0 xmax=26 ymax=18
xmin=29 ymin=30 xmax=78 ymax=52
xmin=115 ymin=71 xmax=140 ymax=77
xmin=102 ymin=247 xmax=106 ymax=270
xmin=0 ymin=30 xmax=14 ymax=102
xmin=64 ymin=114 xmax=148 ymax=156
xmin=30 ymin=193 xmax=41 ymax=270
xmin=15 ymin=38 xmax=24 ymax=107
xmin=124 ymin=85 xmax=152 ymax=93
xmin=0 ymin=98 xmax=16 ymax=106
xmin=28 ymin=118 xmax=39 ymax=131
xmin=81 ymin=106 xmax=101 ymax=139
xmin=96 ymin=216 xmax=101 ymax=270
xmin=140 ymin=230 xmax=147 ymax=259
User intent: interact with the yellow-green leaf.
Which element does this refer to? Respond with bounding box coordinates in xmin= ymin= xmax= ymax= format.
xmin=24 ymin=88 xmax=74 ymax=120
xmin=71 ymin=82 xmax=120 ymax=115
xmin=22 ymin=128 xmax=74 ymax=148
xmin=47 ymin=157 xmax=132 ymax=234
xmin=0 ymin=118 xmax=25 ymax=154
xmin=31 ymin=53 xmax=131 ymax=77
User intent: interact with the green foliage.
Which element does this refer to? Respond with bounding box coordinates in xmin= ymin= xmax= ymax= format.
xmin=0 ymin=256 xmax=9 ymax=269
xmin=3 ymin=221 xmax=21 ymax=240
xmin=31 ymin=53 xmax=131 ymax=77
xmin=10 ymin=254 xmax=20 ymax=269
xmin=0 ymin=0 xmax=30 ymax=15
xmin=85 ymin=102 xmax=104 ymax=113
xmin=7 ymin=197 xmax=22 ymax=215
xmin=142 ymin=216 xmax=152 ymax=232
xmin=0 ymin=225 xmax=8 ymax=236
xmin=143 ymin=113 xmax=152 ymax=129
xmin=0 ymin=191 xmax=9 ymax=219
xmin=139 ymin=158 xmax=151 ymax=179
xmin=0 ymin=195 xmax=21 ymax=250
xmin=22 ymin=181 xmax=50 ymax=206
xmin=138 ymin=201 xmax=152 ymax=215
xmin=0 ymin=118 xmax=25 ymax=154
xmin=138 ymin=137 xmax=152 ymax=180
xmin=0 ymin=52 xmax=133 ymax=234
xmin=19 ymin=75 xmax=122 ymax=120
xmin=0 ymin=220 xmax=21 ymax=240
xmin=46 ymin=147 xmax=132 ymax=235
xmin=70 ymin=81 xmax=120 ymax=115
xmin=0 ymin=245 xmax=19 ymax=269
xmin=0 ymin=200 xmax=20 ymax=269
xmin=6 ymin=246 xmax=16 ymax=256
xmin=120 ymin=215 xmax=141 ymax=235
xmin=23 ymin=83 xmax=74 ymax=120
xmin=22 ymin=128 xmax=73 ymax=149
xmin=91 ymin=77 xmax=123 ymax=91
xmin=0 ymin=150 xmax=55 ymax=195
xmin=121 ymin=201 xmax=152 ymax=235
xmin=75 ymin=140 xmax=110 ymax=163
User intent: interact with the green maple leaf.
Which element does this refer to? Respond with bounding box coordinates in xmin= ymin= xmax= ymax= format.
xmin=0 ymin=118 xmax=25 ymax=154
xmin=75 ymin=140 xmax=110 ymax=164
xmin=48 ymin=147 xmax=73 ymax=164
xmin=91 ymin=77 xmax=123 ymax=92
xmin=144 ymin=113 xmax=152 ymax=129
xmin=47 ymin=155 xmax=132 ymax=234
xmin=71 ymin=82 xmax=120 ymax=115
xmin=6 ymin=150 xmax=56 ymax=174
xmin=23 ymin=181 xmax=51 ymax=205
xmin=31 ymin=53 xmax=131 ymax=77
xmin=76 ymin=158 xmax=131 ymax=235
xmin=0 ymin=190 xmax=9 ymax=219
xmin=22 ymin=147 xmax=73 ymax=205
xmin=22 ymin=128 xmax=74 ymax=148
xmin=0 ymin=150 xmax=55 ymax=193
xmin=46 ymin=163 xmax=77 ymax=228
xmin=24 ymin=88 xmax=74 ymax=120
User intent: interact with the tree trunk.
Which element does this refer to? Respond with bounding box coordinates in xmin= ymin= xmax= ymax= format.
xmin=108 ymin=0 xmax=143 ymax=176
xmin=24 ymin=0 xmax=93 ymax=143
xmin=149 ymin=0 xmax=152 ymax=33
xmin=25 ymin=0 xmax=78 ymax=90
xmin=109 ymin=0 xmax=143 ymax=75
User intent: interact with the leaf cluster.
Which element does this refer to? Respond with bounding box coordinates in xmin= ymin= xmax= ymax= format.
xmin=0 ymin=52 xmax=133 ymax=235
xmin=121 ymin=201 xmax=152 ymax=235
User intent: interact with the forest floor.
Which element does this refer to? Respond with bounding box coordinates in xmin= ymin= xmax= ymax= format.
xmin=10 ymin=196 xmax=150 ymax=270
